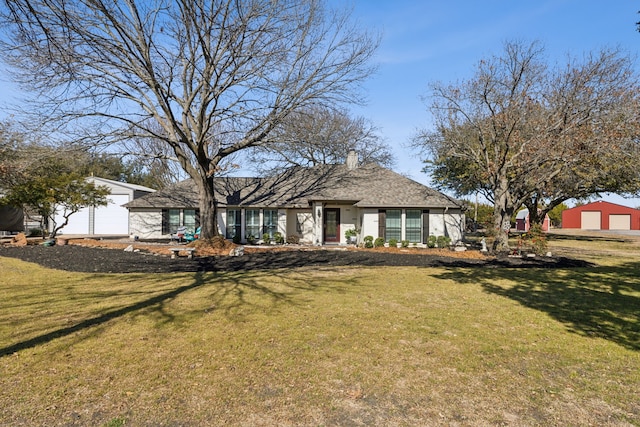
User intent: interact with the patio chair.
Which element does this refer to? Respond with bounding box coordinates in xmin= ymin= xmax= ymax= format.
xmin=171 ymin=226 xmax=187 ymax=243
xmin=184 ymin=226 xmax=201 ymax=242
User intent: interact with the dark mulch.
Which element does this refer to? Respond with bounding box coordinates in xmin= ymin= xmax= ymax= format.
xmin=0 ymin=244 xmax=592 ymax=273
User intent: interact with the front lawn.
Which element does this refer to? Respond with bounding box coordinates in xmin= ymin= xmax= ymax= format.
xmin=1 ymin=234 xmax=639 ymax=426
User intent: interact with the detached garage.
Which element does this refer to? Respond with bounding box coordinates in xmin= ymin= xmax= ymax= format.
xmin=54 ymin=177 xmax=155 ymax=236
xmin=562 ymin=201 xmax=640 ymax=231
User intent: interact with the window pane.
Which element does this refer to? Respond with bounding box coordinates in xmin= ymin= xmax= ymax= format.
xmin=183 ymin=209 xmax=197 ymax=233
xmin=168 ymin=209 xmax=180 ymax=234
xmin=385 ymin=209 xmax=401 ymax=241
xmin=245 ymin=209 xmax=260 ymax=239
xmin=406 ymin=209 xmax=422 ymax=243
xmin=263 ymin=209 xmax=278 ymax=239
xmin=226 ymin=209 xmax=240 ymax=238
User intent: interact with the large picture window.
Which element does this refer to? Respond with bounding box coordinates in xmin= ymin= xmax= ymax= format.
xmin=162 ymin=209 xmax=200 ymax=235
xmin=245 ymin=209 xmax=260 ymax=240
xmin=385 ymin=209 xmax=402 ymax=241
xmin=263 ymin=209 xmax=278 ymax=239
xmin=405 ymin=209 xmax=422 ymax=243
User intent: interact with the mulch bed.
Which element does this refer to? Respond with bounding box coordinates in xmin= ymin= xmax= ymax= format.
xmin=0 ymin=243 xmax=591 ymax=274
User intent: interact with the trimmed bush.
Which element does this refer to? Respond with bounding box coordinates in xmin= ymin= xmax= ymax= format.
xmin=436 ymin=235 xmax=451 ymax=248
xmin=427 ymin=235 xmax=437 ymax=248
xmin=401 ymin=240 xmax=409 ymax=248
xmin=374 ymin=237 xmax=385 ymax=247
xmin=363 ymin=235 xmax=374 ymax=248
xmin=388 ymin=238 xmax=398 ymax=248
xmin=27 ymin=228 xmax=43 ymax=237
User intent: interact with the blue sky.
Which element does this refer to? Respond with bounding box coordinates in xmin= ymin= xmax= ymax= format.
xmin=2 ymin=1 xmax=640 ymax=206
xmin=343 ymin=0 xmax=640 ymax=207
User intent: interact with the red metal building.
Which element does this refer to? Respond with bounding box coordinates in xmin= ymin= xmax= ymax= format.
xmin=561 ymin=201 xmax=640 ymax=230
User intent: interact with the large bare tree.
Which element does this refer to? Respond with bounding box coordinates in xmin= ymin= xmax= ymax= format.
xmin=248 ymin=106 xmax=394 ymax=173
xmin=415 ymin=41 xmax=640 ymax=251
xmin=0 ymin=0 xmax=378 ymax=239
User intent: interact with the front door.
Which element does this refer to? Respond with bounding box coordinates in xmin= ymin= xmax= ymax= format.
xmin=323 ymin=208 xmax=340 ymax=243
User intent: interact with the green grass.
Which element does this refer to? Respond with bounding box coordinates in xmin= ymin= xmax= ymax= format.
xmin=1 ymin=236 xmax=639 ymax=426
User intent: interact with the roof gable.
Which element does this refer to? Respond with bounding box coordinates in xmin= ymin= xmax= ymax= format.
xmin=88 ymin=176 xmax=156 ymax=194
xmin=565 ymin=200 xmax=639 ymax=213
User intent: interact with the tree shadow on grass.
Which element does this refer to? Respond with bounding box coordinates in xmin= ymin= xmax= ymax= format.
xmin=0 ymin=273 xmax=210 ymax=357
xmin=0 ymin=267 xmax=356 ymax=357
xmin=432 ymin=262 xmax=640 ymax=351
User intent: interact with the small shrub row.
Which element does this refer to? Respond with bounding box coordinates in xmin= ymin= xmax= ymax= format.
xmin=362 ymin=235 xmax=451 ymax=249
xmin=426 ymin=235 xmax=451 ymax=248
xmin=234 ymin=232 xmax=297 ymax=245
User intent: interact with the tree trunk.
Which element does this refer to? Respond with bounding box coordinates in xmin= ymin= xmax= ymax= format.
xmin=492 ymin=179 xmax=514 ymax=252
xmin=196 ymin=175 xmax=221 ymax=239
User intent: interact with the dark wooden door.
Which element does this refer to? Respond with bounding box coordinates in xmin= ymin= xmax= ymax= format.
xmin=324 ymin=208 xmax=340 ymax=243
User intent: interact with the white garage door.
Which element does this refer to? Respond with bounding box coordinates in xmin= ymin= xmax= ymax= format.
xmin=94 ymin=195 xmax=130 ymax=235
xmin=581 ymin=211 xmax=601 ymax=230
xmin=609 ymin=214 xmax=631 ymax=230
xmin=56 ymin=206 xmax=90 ymax=235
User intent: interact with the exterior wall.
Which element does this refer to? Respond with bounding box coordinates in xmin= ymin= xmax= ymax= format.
xmin=312 ymin=202 xmax=324 ymax=245
xmin=443 ymin=209 xmax=465 ymax=243
xmin=130 ymin=209 xmax=163 ymax=239
xmin=277 ymin=209 xmax=287 ymax=237
xmin=286 ymin=209 xmax=314 ymax=244
xmin=360 ymin=208 xmax=379 ymax=241
xmin=562 ymin=201 xmax=640 ymax=230
xmin=429 ymin=209 xmax=447 ymax=239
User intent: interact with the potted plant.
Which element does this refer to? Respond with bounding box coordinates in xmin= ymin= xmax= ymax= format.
xmin=344 ymin=228 xmax=359 ymax=244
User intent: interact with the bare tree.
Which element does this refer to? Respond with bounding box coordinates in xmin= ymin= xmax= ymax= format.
xmin=0 ymin=0 xmax=378 ymax=239
xmin=248 ymin=106 xmax=394 ymax=173
xmin=415 ymin=40 xmax=640 ymax=251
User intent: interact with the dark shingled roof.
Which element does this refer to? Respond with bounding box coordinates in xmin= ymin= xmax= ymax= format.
xmin=125 ymin=163 xmax=463 ymax=209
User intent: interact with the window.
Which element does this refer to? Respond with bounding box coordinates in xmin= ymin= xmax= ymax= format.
xmin=263 ymin=209 xmax=278 ymax=239
xmin=405 ymin=209 xmax=422 ymax=243
xmin=385 ymin=209 xmax=402 ymax=241
xmin=162 ymin=209 xmax=199 ymax=235
xmin=245 ymin=209 xmax=260 ymax=240
xmin=226 ymin=209 xmax=241 ymax=239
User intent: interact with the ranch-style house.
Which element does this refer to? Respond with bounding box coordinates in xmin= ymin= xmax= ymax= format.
xmin=125 ymin=154 xmax=466 ymax=246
